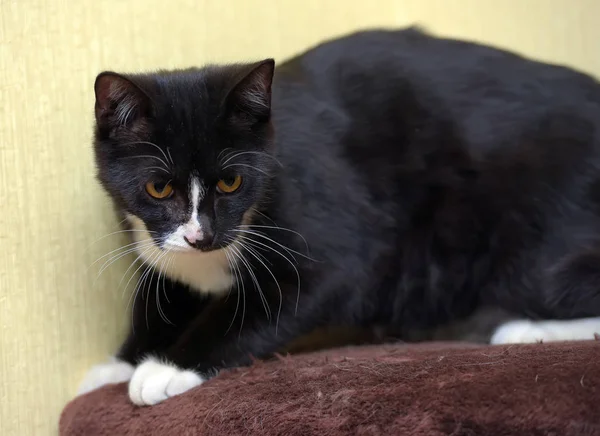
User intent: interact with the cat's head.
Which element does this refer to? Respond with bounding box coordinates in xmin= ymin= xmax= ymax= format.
xmin=93 ymin=60 xmax=276 ymax=258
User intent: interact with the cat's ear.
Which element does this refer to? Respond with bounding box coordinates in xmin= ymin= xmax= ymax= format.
xmin=224 ymin=59 xmax=275 ymax=126
xmin=94 ymin=72 xmax=151 ymax=129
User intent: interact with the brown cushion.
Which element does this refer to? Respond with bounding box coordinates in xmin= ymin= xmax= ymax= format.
xmin=60 ymin=341 xmax=600 ymax=435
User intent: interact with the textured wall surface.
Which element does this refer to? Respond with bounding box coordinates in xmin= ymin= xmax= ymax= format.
xmin=1 ymin=1 xmax=599 ymax=434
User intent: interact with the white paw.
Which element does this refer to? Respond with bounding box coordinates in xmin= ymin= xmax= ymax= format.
xmin=490 ymin=317 xmax=600 ymax=345
xmin=490 ymin=320 xmax=549 ymax=344
xmin=128 ymin=356 xmax=205 ymax=406
xmin=77 ymin=357 xmax=135 ymax=395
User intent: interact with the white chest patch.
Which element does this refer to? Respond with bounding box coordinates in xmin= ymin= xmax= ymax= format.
xmin=126 ymin=214 xmax=234 ymax=295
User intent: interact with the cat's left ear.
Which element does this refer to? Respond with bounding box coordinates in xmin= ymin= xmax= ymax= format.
xmin=94 ymin=72 xmax=151 ymax=130
xmin=224 ymin=59 xmax=275 ymax=126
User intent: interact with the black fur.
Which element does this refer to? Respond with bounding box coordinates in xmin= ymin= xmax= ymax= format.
xmin=94 ymin=28 xmax=600 ymax=376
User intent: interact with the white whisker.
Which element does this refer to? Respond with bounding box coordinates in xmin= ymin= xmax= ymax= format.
xmin=140 ymin=250 xmax=163 ymax=330
xmin=143 ymin=166 xmax=171 ymax=174
xmin=217 ymin=147 xmax=233 ymax=164
xmin=166 ymin=147 xmax=174 ymax=166
xmin=252 ymin=209 xmax=278 ymax=227
xmin=232 ymin=240 xmax=272 ymax=323
xmin=91 ymin=239 xmax=154 ymax=270
xmin=235 ymin=238 xmax=283 ymax=336
xmin=155 ymin=251 xmax=174 ymax=325
xmin=118 ymin=245 xmax=156 ymax=298
xmin=226 ymin=246 xmax=249 ymax=336
xmin=121 ymin=154 xmax=170 ymax=171
xmin=222 ymin=163 xmax=271 ymax=177
xmin=231 ymin=229 xmax=308 ymax=262
xmin=223 ymin=248 xmax=242 ymax=336
xmin=220 ymin=150 xmax=283 ymax=168
xmin=229 ymin=244 xmax=265 ymax=324
xmin=238 ymin=234 xmax=302 ymax=316
xmin=127 ymin=250 xmax=159 ymax=335
xmin=240 ymin=224 xmax=312 ymax=256
xmin=238 ymin=239 xmax=273 ymax=265
xmin=162 ymin=254 xmax=175 ymax=304
xmin=122 ymin=141 xmax=172 ymax=168
xmin=122 ymin=245 xmax=157 ymax=300
xmin=87 ymin=228 xmax=157 ymax=250
xmin=92 ymin=241 xmax=156 ymax=285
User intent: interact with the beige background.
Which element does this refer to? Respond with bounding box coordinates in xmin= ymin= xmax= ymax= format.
xmin=1 ymin=0 xmax=599 ymax=434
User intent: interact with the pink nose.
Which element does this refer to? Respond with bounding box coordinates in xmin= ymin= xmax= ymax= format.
xmin=183 ymin=229 xmax=203 ymax=244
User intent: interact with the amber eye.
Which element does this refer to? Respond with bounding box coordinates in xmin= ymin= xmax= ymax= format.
xmin=216 ymin=175 xmax=243 ymax=194
xmin=145 ymin=181 xmax=173 ymax=199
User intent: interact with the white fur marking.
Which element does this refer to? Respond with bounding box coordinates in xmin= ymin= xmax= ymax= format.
xmin=128 ymin=356 xmax=204 ymax=406
xmin=171 ymin=177 xmax=206 ymax=244
xmin=164 ymin=177 xmax=206 ymax=248
xmin=126 ymin=214 xmax=233 ymax=294
xmin=77 ymin=357 xmax=135 ymax=395
xmin=490 ymin=317 xmax=600 ymax=345
xmin=190 ymin=177 xmax=202 ymax=224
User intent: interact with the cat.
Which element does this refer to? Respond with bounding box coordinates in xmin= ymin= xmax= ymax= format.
xmin=79 ymin=27 xmax=600 ymax=406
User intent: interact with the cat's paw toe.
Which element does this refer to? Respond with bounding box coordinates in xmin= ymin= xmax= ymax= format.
xmin=77 ymin=357 xmax=135 ymax=395
xmin=128 ymin=356 xmax=204 ymax=406
xmin=490 ymin=320 xmax=550 ymax=344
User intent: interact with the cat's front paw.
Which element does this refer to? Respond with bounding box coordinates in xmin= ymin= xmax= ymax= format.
xmin=77 ymin=357 xmax=135 ymax=395
xmin=128 ymin=356 xmax=205 ymax=406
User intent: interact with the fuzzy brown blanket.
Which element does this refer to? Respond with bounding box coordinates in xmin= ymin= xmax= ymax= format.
xmin=60 ymin=341 xmax=600 ymax=436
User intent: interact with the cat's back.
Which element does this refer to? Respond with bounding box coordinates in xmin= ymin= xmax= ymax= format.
xmin=277 ymin=26 xmax=600 ymax=104
xmin=273 ymin=27 xmax=600 ymax=152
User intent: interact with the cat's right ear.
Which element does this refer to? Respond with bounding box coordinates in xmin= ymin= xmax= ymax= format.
xmin=94 ymin=72 xmax=151 ymax=129
xmin=223 ymin=59 xmax=275 ymax=128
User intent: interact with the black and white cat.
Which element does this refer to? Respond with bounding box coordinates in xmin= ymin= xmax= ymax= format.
xmin=79 ymin=28 xmax=600 ymax=405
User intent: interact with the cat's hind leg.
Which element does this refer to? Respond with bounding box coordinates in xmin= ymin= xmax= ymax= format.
xmin=491 ymin=250 xmax=600 ymax=344
xmin=490 ymin=317 xmax=600 ymax=344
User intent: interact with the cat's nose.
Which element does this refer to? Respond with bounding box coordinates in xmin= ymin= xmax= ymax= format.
xmin=183 ymin=229 xmax=214 ymax=251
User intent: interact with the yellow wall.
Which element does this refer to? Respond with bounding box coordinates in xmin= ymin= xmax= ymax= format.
xmin=1 ymin=1 xmax=599 ymax=434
